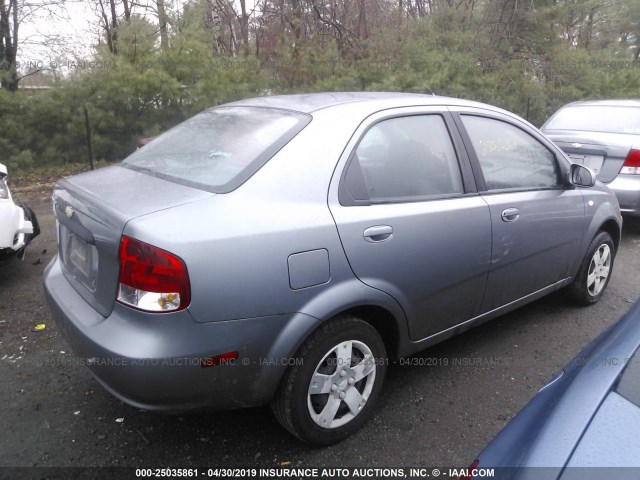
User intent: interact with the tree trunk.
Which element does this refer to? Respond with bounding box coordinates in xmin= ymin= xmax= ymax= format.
xmin=239 ymin=0 xmax=250 ymax=56
xmin=157 ymin=0 xmax=169 ymax=51
xmin=96 ymin=0 xmax=115 ymax=54
xmin=0 ymin=0 xmax=18 ymax=91
xmin=358 ymin=0 xmax=368 ymax=38
xmin=123 ymin=0 xmax=131 ymax=22
xmin=109 ymin=0 xmax=118 ymax=53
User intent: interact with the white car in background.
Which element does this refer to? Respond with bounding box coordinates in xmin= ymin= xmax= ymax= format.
xmin=0 ymin=163 xmax=39 ymax=262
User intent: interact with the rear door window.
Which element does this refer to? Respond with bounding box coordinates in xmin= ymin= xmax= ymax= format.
xmin=122 ymin=107 xmax=311 ymax=193
xmin=343 ymin=115 xmax=464 ymax=203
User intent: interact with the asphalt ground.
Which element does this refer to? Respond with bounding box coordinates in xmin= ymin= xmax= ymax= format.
xmin=1 ymin=190 xmax=639 ymax=477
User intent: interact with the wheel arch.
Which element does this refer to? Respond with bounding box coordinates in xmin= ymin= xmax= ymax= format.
xmin=337 ymin=305 xmax=401 ymax=360
xmin=598 ymin=218 xmax=621 ymax=252
xmin=291 ymin=278 xmax=409 ymax=360
xmin=258 ymin=280 xmax=409 ymax=403
xmin=580 ymin=199 xmax=621 ymax=264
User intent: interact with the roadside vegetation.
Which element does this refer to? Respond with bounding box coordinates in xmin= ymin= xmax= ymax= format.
xmin=1 ymin=0 xmax=640 ymax=173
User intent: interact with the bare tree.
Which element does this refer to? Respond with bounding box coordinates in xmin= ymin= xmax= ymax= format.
xmin=156 ymin=0 xmax=170 ymax=50
xmin=203 ymin=0 xmax=259 ymax=57
xmin=94 ymin=0 xmax=147 ymax=54
xmin=239 ymin=0 xmax=250 ymax=55
xmin=0 ymin=0 xmax=66 ymax=91
xmin=0 ymin=0 xmax=19 ymax=90
xmin=95 ymin=0 xmax=119 ymax=53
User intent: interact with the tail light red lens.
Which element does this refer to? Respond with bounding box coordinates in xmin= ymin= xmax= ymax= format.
xmin=117 ymin=236 xmax=190 ymax=312
xmin=621 ymin=148 xmax=640 ymax=175
xmin=460 ymin=459 xmax=480 ymax=480
xmin=201 ymin=352 xmax=239 ymax=368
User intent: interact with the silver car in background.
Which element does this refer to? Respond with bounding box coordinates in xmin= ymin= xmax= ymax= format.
xmin=542 ymin=99 xmax=640 ymax=216
xmin=44 ymin=93 xmax=622 ymax=445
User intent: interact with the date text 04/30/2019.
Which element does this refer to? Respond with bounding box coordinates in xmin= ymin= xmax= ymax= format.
xmin=134 ymin=467 xmax=496 ymax=478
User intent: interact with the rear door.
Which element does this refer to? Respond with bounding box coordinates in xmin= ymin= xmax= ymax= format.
xmin=329 ymin=107 xmax=492 ymax=341
xmin=452 ymin=109 xmax=586 ymax=312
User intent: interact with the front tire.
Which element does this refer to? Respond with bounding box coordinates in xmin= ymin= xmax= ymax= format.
xmin=271 ymin=315 xmax=387 ymax=445
xmin=569 ymin=231 xmax=615 ymax=305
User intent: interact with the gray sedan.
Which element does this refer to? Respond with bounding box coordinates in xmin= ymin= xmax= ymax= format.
xmin=44 ymin=93 xmax=622 ymax=445
xmin=542 ymin=99 xmax=640 ymax=216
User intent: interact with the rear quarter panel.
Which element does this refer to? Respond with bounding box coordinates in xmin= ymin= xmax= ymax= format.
xmin=123 ymin=106 xmax=407 ymax=330
xmin=578 ymin=183 xmax=622 ymax=265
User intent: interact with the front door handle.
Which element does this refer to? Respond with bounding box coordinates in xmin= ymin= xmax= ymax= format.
xmin=501 ymin=208 xmax=520 ymax=222
xmin=363 ymin=225 xmax=393 ymax=243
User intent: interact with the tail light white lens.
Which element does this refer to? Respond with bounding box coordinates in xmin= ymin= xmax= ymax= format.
xmin=117 ymin=236 xmax=190 ymax=312
xmin=621 ymin=148 xmax=640 ymax=175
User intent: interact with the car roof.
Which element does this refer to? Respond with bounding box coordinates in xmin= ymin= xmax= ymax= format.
xmin=224 ymin=91 xmax=505 ymax=114
xmin=562 ymin=99 xmax=640 ymax=108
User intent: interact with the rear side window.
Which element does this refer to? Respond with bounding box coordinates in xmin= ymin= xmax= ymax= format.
xmin=122 ymin=107 xmax=311 ymax=193
xmin=343 ymin=115 xmax=464 ymax=204
xmin=461 ymin=115 xmax=560 ymax=191
xmin=544 ymin=105 xmax=640 ymax=135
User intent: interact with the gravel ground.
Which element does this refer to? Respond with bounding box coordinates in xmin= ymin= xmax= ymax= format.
xmin=1 ymin=185 xmax=639 ymax=476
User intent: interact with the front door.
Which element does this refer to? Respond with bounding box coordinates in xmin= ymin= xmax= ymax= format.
xmin=455 ymin=113 xmax=585 ymax=312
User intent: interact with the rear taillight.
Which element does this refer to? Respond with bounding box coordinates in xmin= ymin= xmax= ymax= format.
xmin=621 ymin=148 xmax=640 ymax=175
xmin=117 ymin=236 xmax=190 ymax=312
xmin=459 ymin=459 xmax=480 ymax=480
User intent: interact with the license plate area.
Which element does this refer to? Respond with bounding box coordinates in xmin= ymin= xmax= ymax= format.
xmin=59 ymin=224 xmax=98 ymax=291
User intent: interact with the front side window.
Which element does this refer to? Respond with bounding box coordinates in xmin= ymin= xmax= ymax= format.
xmin=461 ymin=115 xmax=560 ymax=190
xmin=122 ymin=107 xmax=310 ymax=193
xmin=343 ymin=115 xmax=464 ymax=203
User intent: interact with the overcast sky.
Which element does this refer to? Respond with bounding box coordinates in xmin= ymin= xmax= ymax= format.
xmin=17 ymin=0 xmax=259 ymax=73
xmin=18 ymin=0 xmax=97 ymax=69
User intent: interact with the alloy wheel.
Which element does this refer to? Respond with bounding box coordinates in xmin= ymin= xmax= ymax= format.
xmin=307 ymin=340 xmax=376 ymax=429
xmin=587 ymin=243 xmax=611 ymax=296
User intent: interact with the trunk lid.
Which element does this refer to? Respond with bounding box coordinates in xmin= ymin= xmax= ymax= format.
xmin=543 ymin=130 xmax=637 ymax=183
xmin=53 ymin=165 xmax=212 ymax=317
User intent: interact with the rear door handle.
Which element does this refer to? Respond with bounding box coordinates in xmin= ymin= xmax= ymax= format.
xmin=501 ymin=208 xmax=520 ymax=222
xmin=363 ymin=225 xmax=393 ymax=242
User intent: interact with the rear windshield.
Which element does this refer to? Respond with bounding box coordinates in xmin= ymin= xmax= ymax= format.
xmin=121 ymin=106 xmax=311 ymax=193
xmin=544 ymin=105 xmax=640 ymax=135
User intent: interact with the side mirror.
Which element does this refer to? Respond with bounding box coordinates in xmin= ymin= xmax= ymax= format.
xmin=0 ymin=163 xmax=7 ymax=179
xmin=569 ymin=163 xmax=596 ymax=188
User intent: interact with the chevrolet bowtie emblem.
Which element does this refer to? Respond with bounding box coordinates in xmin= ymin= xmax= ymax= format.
xmin=64 ymin=205 xmax=74 ymax=219
xmin=571 ymin=143 xmax=583 ymax=149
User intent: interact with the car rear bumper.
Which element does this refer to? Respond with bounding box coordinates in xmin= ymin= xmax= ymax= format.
xmin=609 ymin=174 xmax=640 ymax=216
xmin=44 ymin=255 xmax=317 ymax=411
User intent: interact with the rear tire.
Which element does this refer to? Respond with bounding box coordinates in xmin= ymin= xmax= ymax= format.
xmin=271 ymin=315 xmax=387 ymax=445
xmin=568 ymin=231 xmax=615 ymax=306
